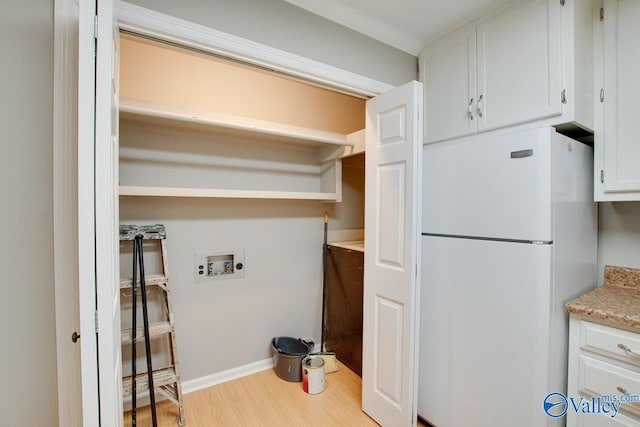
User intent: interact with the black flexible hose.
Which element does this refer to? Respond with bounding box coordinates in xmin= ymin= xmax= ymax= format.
xmin=136 ymin=235 xmax=158 ymax=427
xmin=321 ymin=213 xmax=328 ymax=351
xmin=131 ymin=238 xmax=138 ymax=426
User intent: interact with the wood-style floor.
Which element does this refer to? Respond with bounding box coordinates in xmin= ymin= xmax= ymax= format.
xmin=125 ymin=361 xmax=428 ymax=426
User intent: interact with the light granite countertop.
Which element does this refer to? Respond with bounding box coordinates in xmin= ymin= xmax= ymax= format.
xmin=565 ymin=265 xmax=640 ymax=330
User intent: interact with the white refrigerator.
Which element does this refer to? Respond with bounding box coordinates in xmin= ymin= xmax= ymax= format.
xmin=418 ymin=126 xmax=597 ymax=426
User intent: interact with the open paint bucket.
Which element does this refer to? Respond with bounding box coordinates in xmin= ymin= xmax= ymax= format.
xmin=302 ymin=356 xmax=325 ymax=394
xmin=271 ymin=337 xmax=312 ymax=382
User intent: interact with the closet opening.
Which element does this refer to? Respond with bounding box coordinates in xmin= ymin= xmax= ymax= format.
xmin=117 ymin=30 xmax=369 ymax=415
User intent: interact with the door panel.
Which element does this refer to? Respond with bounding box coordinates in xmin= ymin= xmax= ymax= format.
xmin=603 ymin=0 xmax=640 ymax=193
xmin=378 ymin=162 xmax=405 ymax=268
xmin=363 ymin=81 xmax=422 ymax=427
xmin=420 ymin=28 xmax=476 ymax=143
xmin=476 ymin=0 xmax=561 ymax=131
xmin=418 ymin=235 xmax=552 ymax=426
xmin=374 ymin=296 xmax=403 ymax=407
xmin=422 ymin=127 xmax=552 ymax=242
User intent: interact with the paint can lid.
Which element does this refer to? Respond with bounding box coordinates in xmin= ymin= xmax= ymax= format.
xmin=303 ymin=356 xmax=325 ymax=369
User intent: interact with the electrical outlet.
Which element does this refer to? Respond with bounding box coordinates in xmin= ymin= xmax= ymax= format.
xmin=195 ymin=249 xmax=245 ymax=282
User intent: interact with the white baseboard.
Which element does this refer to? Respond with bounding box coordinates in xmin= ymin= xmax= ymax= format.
xmin=182 ymin=357 xmax=274 ymax=394
xmin=123 ymin=357 xmax=274 ymax=411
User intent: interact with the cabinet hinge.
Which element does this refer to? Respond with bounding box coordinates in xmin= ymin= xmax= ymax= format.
xmin=561 ymin=89 xmax=567 ymax=104
xmin=95 ymin=310 xmax=99 ymax=333
xmin=600 ymin=7 xmax=604 ymax=22
xmin=601 ymin=170 xmax=605 ymax=184
xmin=560 ymin=0 xmax=565 ymax=6
xmin=600 ymin=88 xmax=605 ymax=103
xmin=93 ymin=15 xmax=98 ymax=39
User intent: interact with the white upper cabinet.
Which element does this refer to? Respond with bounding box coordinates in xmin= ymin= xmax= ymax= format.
xmin=595 ymin=0 xmax=640 ymax=201
xmin=421 ymin=28 xmax=476 ymax=142
xmin=420 ymin=0 xmax=595 ymax=144
xmin=476 ymin=0 xmax=561 ymax=132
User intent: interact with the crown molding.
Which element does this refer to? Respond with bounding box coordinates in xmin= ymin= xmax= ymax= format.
xmin=284 ymin=0 xmax=423 ymax=55
xmin=117 ymin=1 xmax=395 ymax=97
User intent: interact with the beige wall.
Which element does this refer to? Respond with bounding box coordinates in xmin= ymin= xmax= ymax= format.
xmin=0 ymin=0 xmax=58 ymax=425
xmin=125 ymin=0 xmax=417 ymax=86
xmin=120 ymin=36 xmax=366 ymax=133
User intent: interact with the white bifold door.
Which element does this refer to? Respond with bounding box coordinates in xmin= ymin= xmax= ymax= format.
xmin=363 ymin=80 xmax=423 ymax=426
xmin=76 ymin=0 xmax=123 ymax=425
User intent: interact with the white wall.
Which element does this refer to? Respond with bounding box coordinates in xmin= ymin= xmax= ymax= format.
xmin=124 ymin=0 xmax=417 ymax=87
xmin=119 ymin=152 xmax=365 ymax=382
xmin=597 ymin=202 xmax=640 ymax=284
xmin=0 ymin=0 xmax=59 ymax=425
xmin=120 ymin=199 xmax=330 ymax=380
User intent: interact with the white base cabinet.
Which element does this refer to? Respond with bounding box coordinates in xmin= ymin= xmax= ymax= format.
xmin=567 ymin=315 xmax=640 ymax=426
xmin=419 ymin=0 xmax=595 ymax=144
xmin=594 ymin=0 xmax=640 ymax=201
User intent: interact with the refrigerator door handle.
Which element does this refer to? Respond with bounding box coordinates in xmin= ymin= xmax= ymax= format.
xmin=510 ymin=149 xmax=534 ymax=159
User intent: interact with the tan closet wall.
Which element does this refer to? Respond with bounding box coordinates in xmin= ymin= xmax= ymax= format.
xmin=119 ymin=35 xmax=365 ymax=134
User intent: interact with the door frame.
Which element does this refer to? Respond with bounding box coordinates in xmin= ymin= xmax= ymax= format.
xmin=53 ymin=1 xmax=400 ymax=425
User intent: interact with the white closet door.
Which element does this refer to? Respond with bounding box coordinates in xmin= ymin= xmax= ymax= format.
xmin=476 ymin=0 xmax=561 ymax=131
xmin=420 ymin=28 xmax=476 ymax=144
xmin=77 ymin=0 xmax=100 ymax=424
xmin=362 ymin=81 xmax=422 ymax=427
xmin=94 ymin=0 xmax=123 ymax=425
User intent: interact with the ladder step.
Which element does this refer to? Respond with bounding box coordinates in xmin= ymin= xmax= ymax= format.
xmin=120 ymin=224 xmax=166 ymax=241
xmin=123 ymin=366 xmax=178 ymax=396
xmin=120 ymin=274 xmax=168 ymax=290
xmin=121 ymin=321 xmax=172 ymax=344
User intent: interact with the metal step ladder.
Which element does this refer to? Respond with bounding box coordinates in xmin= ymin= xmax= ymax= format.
xmin=120 ymin=224 xmax=185 ymax=426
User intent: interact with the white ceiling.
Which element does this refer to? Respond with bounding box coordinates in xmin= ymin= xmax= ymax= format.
xmin=284 ymin=0 xmax=514 ymax=55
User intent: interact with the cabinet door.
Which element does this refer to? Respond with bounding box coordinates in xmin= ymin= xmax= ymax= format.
xmin=419 ymin=28 xmax=476 ymax=144
xmin=600 ymin=0 xmax=640 ymax=197
xmin=476 ymin=0 xmax=561 ymax=131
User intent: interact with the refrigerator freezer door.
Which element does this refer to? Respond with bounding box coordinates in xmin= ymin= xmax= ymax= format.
xmin=418 ymin=235 xmax=556 ymax=427
xmin=422 ymin=127 xmax=553 ymax=242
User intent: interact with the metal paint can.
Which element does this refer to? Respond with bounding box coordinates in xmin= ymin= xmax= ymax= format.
xmin=302 ymin=356 xmax=325 ymax=394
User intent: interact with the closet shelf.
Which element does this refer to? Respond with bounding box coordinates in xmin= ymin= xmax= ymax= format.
xmin=119 ymin=185 xmax=339 ymax=201
xmin=120 ymin=98 xmax=355 ymax=148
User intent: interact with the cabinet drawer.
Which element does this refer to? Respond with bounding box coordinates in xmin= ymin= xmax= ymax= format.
xmin=579 ymin=355 xmax=640 ymax=417
xmin=581 ymin=321 xmax=640 ymax=367
xmin=576 ymin=410 xmax=640 ymax=426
